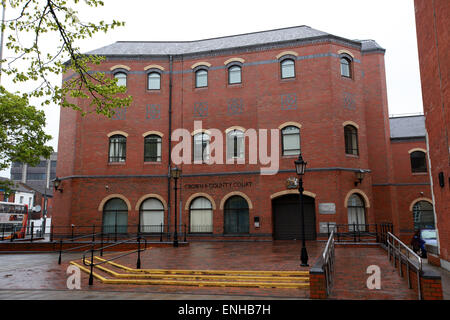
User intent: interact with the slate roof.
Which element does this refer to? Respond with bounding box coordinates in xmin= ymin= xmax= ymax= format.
xmin=389 ymin=115 xmax=426 ymax=139
xmin=86 ymin=25 xmax=384 ymax=57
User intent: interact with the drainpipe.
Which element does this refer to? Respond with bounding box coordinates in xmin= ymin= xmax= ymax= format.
xmin=167 ymin=55 xmax=173 ymax=236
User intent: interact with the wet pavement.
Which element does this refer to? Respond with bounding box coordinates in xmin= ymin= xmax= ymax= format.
xmin=0 ymin=241 xmax=448 ymax=300
xmin=0 ymin=241 xmax=322 ymax=299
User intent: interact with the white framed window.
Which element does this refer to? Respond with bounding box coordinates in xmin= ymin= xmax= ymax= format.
xmin=114 ymin=72 xmax=127 ymax=87
xmin=228 ymin=65 xmax=242 ymax=84
xmin=193 ymin=133 xmax=210 ymax=163
xmin=195 ymin=69 xmax=208 ymax=88
xmin=190 ymin=197 xmax=213 ymax=233
xmin=226 ymin=129 xmax=244 ymax=159
xmin=281 ymin=126 xmax=300 ymax=156
xmin=281 ymin=59 xmax=295 ymax=79
xmin=148 ymin=72 xmax=161 ymax=90
xmin=140 ymin=198 xmax=164 ymax=233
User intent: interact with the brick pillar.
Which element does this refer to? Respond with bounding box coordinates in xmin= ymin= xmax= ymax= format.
xmin=309 ymin=272 xmax=327 ymax=299
xmin=420 ymin=272 xmax=443 ymax=300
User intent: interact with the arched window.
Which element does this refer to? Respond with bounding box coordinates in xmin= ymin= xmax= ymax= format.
xmin=103 ymin=198 xmax=128 ymax=234
xmin=412 ymin=201 xmax=434 ymax=230
xmin=344 ymin=125 xmax=359 ymax=155
xmin=108 ymin=134 xmax=126 ymax=162
xmin=147 ymin=72 xmax=161 ymax=90
xmin=410 ymin=151 xmax=427 ymax=173
xmin=195 ymin=69 xmax=208 ymax=88
xmin=226 ymin=129 xmax=244 ymax=159
xmin=340 ymin=56 xmax=352 ymax=78
xmin=347 ymin=194 xmax=366 ymax=231
xmin=140 ymin=198 xmax=164 ymax=233
xmin=281 ymin=59 xmax=295 ymax=79
xmin=190 ymin=197 xmax=213 ymax=233
xmin=228 ymin=65 xmax=242 ymax=84
xmin=193 ymin=132 xmax=210 ymax=163
xmin=281 ymin=126 xmax=300 ymax=156
xmin=224 ymin=195 xmax=249 ymax=234
xmin=114 ymin=72 xmax=127 ymax=87
xmin=144 ymin=135 xmax=162 ymax=162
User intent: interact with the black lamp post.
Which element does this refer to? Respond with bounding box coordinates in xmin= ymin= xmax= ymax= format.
xmin=294 ymin=153 xmax=308 ymax=267
xmin=170 ymin=167 xmax=181 ymax=247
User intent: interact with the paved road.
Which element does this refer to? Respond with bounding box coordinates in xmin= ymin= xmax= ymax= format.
xmin=0 ymin=289 xmax=302 ymax=300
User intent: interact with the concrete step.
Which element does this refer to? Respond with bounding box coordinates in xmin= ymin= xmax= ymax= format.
xmin=71 ymin=256 xmax=310 ymax=289
xmin=93 ymin=256 xmax=309 ymax=277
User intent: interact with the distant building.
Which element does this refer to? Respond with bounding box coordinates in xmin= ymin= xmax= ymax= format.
xmin=10 ymin=152 xmax=57 ymax=193
xmin=8 ymin=151 xmax=56 ymax=225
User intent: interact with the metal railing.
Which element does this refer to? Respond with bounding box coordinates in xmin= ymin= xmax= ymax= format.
xmin=1 ymin=222 xmax=46 ymax=242
xmin=322 ymin=230 xmax=335 ymax=296
xmin=386 ymin=232 xmax=422 ymax=300
xmin=82 ymin=235 xmax=147 ymax=285
xmin=57 ymin=231 xmax=104 ymax=264
xmin=326 ymin=222 xmax=393 ymax=244
xmin=50 ymin=224 xmax=188 ymax=243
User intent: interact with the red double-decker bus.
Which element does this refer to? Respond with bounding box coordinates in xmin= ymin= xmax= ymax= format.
xmin=0 ymin=201 xmax=28 ymax=240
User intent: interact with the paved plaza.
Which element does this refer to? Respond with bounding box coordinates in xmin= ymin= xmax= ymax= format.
xmin=0 ymin=241 xmax=448 ymax=300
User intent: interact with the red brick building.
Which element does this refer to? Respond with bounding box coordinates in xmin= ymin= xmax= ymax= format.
xmin=53 ymin=26 xmax=432 ymax=242
xmin=414 ymin=0 xmax=449 ymax=270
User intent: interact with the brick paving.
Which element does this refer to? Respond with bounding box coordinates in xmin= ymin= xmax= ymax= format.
xmin=329 ymin=246 xmax=418 ymax=300
xmin=0 ymin=241 xmax=323 ymax=299
xmin=0 ymin=241 xmax=445 ymax=300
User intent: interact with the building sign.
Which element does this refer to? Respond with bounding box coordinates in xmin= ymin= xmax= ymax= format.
xmin=319 ymin=203 xmax=336 ymax=214
xmin=184 ymin=181 xmax=252 ymax=190
xmin=319 ymin=222 xmax=336 ymax=234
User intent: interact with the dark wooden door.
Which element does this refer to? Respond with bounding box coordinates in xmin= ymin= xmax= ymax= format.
xmin=272 ymin=194 xmax=316 ymax=240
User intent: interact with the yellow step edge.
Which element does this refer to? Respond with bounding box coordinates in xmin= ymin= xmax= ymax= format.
xmin=92 ymin=256 xmax=310 ymax=276
xmin=70 ymin=261 xmax=309 ymax=289
xmin=84 ymin=259 xmax=309 ymax=283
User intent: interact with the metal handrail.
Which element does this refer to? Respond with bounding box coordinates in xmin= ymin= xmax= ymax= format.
xmin=82 ymin=235 xmax=147 ymax=285
xmin=386 ymin=232 xmax=422 ymax=299
xmin=57 ymin=231 xmax=104 ymax=264
xmin=323 ymin=230 xmax=334 ymax=260
xmin=322 ymin=230 xmax=335 ymax=296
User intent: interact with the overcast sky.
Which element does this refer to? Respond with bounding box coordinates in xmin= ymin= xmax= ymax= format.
xmin=0 ymin=0 xmax=423 ymax=177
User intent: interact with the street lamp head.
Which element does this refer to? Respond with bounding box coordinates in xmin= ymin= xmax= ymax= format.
xmin=53 ymin=177 xmax=63 ymax=192
xmin=294 ymin=153 xmax=307 ymax=176
xmin=354 ymin=169 xmax=365 ymax=186
xmin=170 ymin=166 xmax=181 ymax=179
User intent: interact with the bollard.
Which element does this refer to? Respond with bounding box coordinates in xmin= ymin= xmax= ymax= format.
xmin=89 ymin=248 xmax=94 ymax=285
xmin=100 ymin=232 xmax=104 ymax=257
xmin=137 ymin=236 xmax=141 ymax=269
xmin=58 ymin=239 xmax=63 ymax=265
